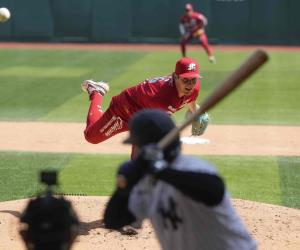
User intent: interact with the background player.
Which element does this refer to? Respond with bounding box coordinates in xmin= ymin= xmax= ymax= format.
xmin=179 ymin=3 xmax=216 ymax=63
xmin=82 ymin=57 xmax=209 ymax=158
xmin=104 ymin=109 xmax=256 ymax=250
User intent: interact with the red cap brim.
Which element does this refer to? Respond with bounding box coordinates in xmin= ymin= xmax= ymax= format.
xmin=179 ymin=72 xmax=202 ymax=78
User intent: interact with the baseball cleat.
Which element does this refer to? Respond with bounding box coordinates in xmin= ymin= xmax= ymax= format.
xmin=119 ymin=225 xmax=139 ymax=235
xmin=208 ymin=55 xmax=216 ymax=64
xmin=81 ymin=79 xmax=109 ymax=96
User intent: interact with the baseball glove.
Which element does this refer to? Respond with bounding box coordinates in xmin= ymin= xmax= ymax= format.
xmin=185 ymin=110 xmax=210 ymax=136
xmin=192 ymin=28 xmax=204 ymax=37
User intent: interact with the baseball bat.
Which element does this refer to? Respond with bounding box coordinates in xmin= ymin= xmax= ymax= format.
xmin=158 ymin=49 xmax=269 ymax=149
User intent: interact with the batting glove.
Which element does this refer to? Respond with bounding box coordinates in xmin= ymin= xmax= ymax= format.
xmin=137 ymin=144 xmax=168 ymax=175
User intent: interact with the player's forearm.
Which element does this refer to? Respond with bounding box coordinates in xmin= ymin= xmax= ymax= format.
xmin=156 ymin=169 xmax=225 ymax=206
xmin=188 ymin=102 xmax=199 ymax=112
xmin=104 ymin=188 xmax=136 ymax=229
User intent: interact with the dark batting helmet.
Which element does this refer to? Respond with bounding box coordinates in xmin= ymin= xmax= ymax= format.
xmin=124 ymin=109 xmax=181 ymax=160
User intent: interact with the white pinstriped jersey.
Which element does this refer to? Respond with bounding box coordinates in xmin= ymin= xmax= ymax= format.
xmin=128 ymin=154 xmax=257 ymax=250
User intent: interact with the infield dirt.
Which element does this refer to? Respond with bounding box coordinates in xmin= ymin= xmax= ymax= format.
xmin=0 ymin=122 xmax=300 ymax=250
xmin=0 ymin=196 xmax=300 ymax=250
xmin=0 ymin=122 xmax=300 ymax=156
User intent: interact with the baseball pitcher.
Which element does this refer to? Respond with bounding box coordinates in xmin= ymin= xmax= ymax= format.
xmin=82 ymin=57 xmax=209 ymax=158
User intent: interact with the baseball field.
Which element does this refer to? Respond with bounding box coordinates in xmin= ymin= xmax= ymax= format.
xmin=0 ymin=43 xmax=299 ymax=250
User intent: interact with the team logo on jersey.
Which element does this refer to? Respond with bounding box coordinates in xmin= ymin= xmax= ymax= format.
xmin=158 ymin=197 xmax=183 ymax=230
xmin=188 ymin=63 xmax=196 ymax=71
xmin=100 ymin=116 xmax=124 ymax=136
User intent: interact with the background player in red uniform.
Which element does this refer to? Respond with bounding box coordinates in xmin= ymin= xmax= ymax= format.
xmin=179 ymin=3 xmax=216 ymax=63
xmin=81 ymin=57 xmax=209 ymax=159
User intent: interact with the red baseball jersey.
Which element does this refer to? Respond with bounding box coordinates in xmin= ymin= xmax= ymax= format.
xmin=180 ymin=12 xmax=207 ymax=34
xmin=110 ymin=75 xmax=200 ymax=120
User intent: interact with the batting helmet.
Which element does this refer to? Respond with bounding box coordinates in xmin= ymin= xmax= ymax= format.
xmin=124 ymin=109 xmax=181 ymax=160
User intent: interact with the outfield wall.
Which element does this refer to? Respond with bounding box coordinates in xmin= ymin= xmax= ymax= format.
xmin=0 ymin=0 xmax=299 ymax=45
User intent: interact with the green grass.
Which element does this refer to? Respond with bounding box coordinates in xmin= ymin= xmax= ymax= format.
xmin=59 ymin=154 xmax=124 ymax=195
xmin=0 ymin=151 xmax=71 ymax=201
xmin=203 ymin=156 xmax=282 ymax=205
xmin=0 ymin=49 xmax=145 ymax=121
xmin=0 ymin=48 xmax=299 ymax=210
xmin=277 ymin=157 xmax=300 ymax=208
xmin=0 ymin=152 xmax=299 ymax=209
xmin=0 ymin=49 xmax=299 ymax=124
xmin=206 ymin=51 xmax=300 ymax=125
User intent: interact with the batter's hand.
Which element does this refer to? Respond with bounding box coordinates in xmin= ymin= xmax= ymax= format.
xmin=116 ymin=145 xmax=168 ymax=189
xmin=117 ymin=161 xmax=145 ymax=189
xmin=138 ymin=144 xmax=168 ymax=174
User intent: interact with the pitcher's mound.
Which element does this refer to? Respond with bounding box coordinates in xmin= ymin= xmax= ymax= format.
xmin=181 ymin=136 xmax=210 ymax=145
xmin=0 ymin=196 xmax=300 ymax=250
